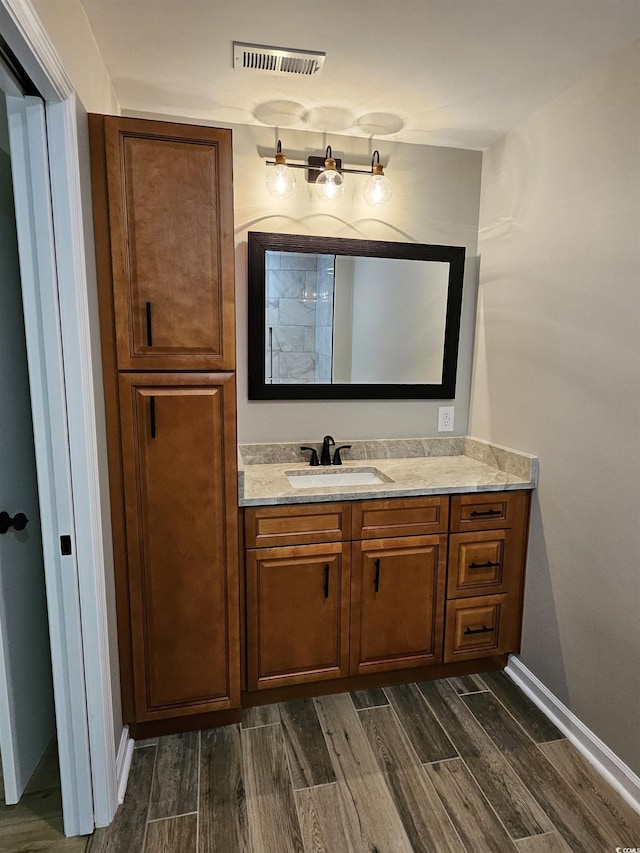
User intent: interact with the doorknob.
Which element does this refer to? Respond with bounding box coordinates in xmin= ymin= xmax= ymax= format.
xmin=0 ymin=512 xmax=29 ymax=534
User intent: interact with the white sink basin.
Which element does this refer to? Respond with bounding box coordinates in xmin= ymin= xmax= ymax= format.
xmin=285 ymin=467 xmax=393 ymax=489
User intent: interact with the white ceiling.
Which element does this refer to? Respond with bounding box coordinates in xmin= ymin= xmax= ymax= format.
xmin=79 ymin=0 xmax=640 ymax=149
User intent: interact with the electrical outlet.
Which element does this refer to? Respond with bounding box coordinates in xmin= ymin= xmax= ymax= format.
xmin=438 ymin=405 xmax=454 ymax=432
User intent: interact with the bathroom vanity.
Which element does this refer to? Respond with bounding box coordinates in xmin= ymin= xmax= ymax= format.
xmin=239 ymin=438 xmax=536 ymax=709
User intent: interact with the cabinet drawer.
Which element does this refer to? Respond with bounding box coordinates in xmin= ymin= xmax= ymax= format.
xmin=449 ymin=490 xmax=529 ymax=532
xmin=447 ymin=529 xmax=525 ymax=599
xmin=353 ymin=496 xmax=448 ymax=539
xmin=444 ymin=594 xmax=520 ymax=662
xmin=244 ymin=502 xmax=351 ymax=548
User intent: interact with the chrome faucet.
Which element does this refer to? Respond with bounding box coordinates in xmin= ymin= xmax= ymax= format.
xmin=320 ymin=435 xmax=335 ymax=466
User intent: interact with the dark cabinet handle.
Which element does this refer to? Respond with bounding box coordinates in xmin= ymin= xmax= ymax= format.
xmin=374 ymin=558 xmax=381 ymax=592
xmin=150 ymin=396 xmax=156 ymax=439
xmin=470 ymin=508 xmax=501 ymax=517
xmin=0 ymin=511 xmax=29 ymax=534
xmin=464 ymin=625 xmax=495 ymax=635
xmin=146 ymin=301 xmax=153 ymax=347
xmin=323 ymin=564 xmax=329 ymax=598
xmin=469 ymin=561 xmax=501 ymax=569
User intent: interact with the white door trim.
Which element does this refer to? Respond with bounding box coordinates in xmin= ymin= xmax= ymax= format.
xmin=1 ymin=0 xmax=118 ymax=833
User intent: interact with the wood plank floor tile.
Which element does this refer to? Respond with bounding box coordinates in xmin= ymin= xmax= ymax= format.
xmin=199 ymin=725 xmax=249 ymax=853
xmin=148 ymin=732 xmax=199 ymax=820
xmin=540 ymin=739 xmax=640 ymax=844
xmin=89 ymin=744 xmax=156 ymax=853
xmin=144 ymin=814 xmax=197 ymax=852
xmin=279 ymin=698 xmax=336 ymax=790
xmin=295 ymin=782 xmax=370 ymax=853
xmin=463 ymin=690 xmax=613 ymax=850
xmin=447 ymin=674 xmax=489 ymax=695
xmin=359 ymin=706 xmax=463 ymax=852
xmin=425 ymin=758 xmax=517 ymax=852
xmin=514 ymin=831 xmax=573 ymax=851
xmin=350 ymin=688 xmax=389 ymax=710
xmin=0 ymin=814 xmax=89 ymax=852
xmin=417 ymin=679 xmax=552 ymax=839
xmin=481 ymin=671 xmax=564 ymax=743
xmin=314 ymin=693 xmax=414 ymax=853
xmin=242 ymin=722 xmax=304 ymax=853
xmin=242 ymin=704 xmax=281 ymax=728
xmin=385 ymin=683 xmax=459 ymax=763
xmin=0 ymin=784 xmax=62 ymax=827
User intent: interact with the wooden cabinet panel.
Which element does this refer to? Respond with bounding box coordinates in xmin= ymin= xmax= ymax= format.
xmin=353 ymin=496 xmax=449 ymax=539
xmin=447 ymin=528 xmax=525 ymax=599
xmin=119 ymin=373 xmax=239 ymax=720
xmin=104 ymin=117 xmax=235 ymax=371
xmin=244 ymin=502 xmax=351 ymax=549
xmin=449 ymin=490 xmax=529 ymax=533
xmin=246 ymin=543 xmax=351 ymax=690
xmin=350 ymin=535 xmax=447 ymax=676
xmin=444 ymin=594 xmax=519 ymax=662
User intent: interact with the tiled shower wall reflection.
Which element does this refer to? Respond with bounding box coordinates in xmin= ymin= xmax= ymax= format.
xmin=265 ymin=251 xmax=335 ymax=383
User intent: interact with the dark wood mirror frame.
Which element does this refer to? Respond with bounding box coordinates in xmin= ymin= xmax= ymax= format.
xmin=247 ymin=231 xmax=465 ymax=400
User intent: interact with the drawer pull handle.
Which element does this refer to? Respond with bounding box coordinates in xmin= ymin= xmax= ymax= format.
xmin=146 ymin=301 xmax=153 ymax=347
xmin=149 ymin=396 xmax=156 ymax=439
xmin=464 ymin=625 xmax=495 ymax=635
xmin=323 ymin=563 xmax=330 ymax=599
xmin=374 ymin=558 xmax=381 ymax=593
xmin=469 ymin=561 xmax=501 ymax=569
xmin=470 ymin=508 xmax=501 ymax=517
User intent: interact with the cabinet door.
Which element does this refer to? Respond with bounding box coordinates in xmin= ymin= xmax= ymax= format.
xmin=104 ymin=117 xmax=235 ymax=370
xmin=246 ymin=543 xmax=350 ymax=690
xmin=350 ymin=535 xmax=447 ymax=676
xmin=119 ymin=373 xmax=239 ymax=721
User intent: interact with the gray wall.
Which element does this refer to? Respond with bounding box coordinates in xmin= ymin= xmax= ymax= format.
xmin=469 ymin=40 xmax=640 ymax=774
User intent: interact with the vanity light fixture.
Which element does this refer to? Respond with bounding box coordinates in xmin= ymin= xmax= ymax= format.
xmin=265 ymin=141 xmax=392 ymax=205
xmin=265 ymin=140 xmax=296 ymax=199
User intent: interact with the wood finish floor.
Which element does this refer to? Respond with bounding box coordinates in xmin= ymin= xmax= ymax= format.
xmin=86 ymin=671 xmax=640 ymax=853
xmin=0 ymin=741 xmax=89 ymax=852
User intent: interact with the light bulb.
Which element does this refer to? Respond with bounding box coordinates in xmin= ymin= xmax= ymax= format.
xmin=316 ymin=157 xmax=344 ymax=203
xmin=363 ymin=163 xmax=392 ymax=207
xmin=266 ymin=146 xmax=296 ymax=199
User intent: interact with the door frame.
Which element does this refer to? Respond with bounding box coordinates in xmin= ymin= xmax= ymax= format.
xmin=0 ymin=0 xmax=119 ymax=835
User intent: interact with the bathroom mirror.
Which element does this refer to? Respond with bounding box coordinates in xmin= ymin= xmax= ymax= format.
xmin=247 ymin=231 xmax=465 ymax=400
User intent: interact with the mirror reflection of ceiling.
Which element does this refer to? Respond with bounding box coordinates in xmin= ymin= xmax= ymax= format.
xmin=75 ymin=0 xmax=640 ymax=149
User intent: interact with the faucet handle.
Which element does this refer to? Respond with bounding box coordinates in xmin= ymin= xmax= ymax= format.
xmin=332 ymin=445 xmax=352 ymax=466
xmin=300 ymin=446 xmax=319 ymax=466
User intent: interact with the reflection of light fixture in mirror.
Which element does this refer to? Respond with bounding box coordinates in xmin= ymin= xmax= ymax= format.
xmin=363 ymin=150 xmax=393 ymax=207
xmin=265 ymin=141 xmax=390 ymax=205
xmin=315 ymin=146 xmax=344 ymax=203
xmin=265 ymin=140 xmax=296 ymax=199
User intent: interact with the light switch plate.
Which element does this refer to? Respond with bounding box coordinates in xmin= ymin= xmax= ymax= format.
xmin=438 ymin=405 xmax=454 ymax=432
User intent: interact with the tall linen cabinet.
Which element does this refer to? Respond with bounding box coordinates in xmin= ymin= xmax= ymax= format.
xmin=89 ymin=116 xmax=240 ymax=735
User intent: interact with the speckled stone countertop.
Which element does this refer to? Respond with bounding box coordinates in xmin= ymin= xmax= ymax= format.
xmin=238 ymin=437 xmax=538 ymax=507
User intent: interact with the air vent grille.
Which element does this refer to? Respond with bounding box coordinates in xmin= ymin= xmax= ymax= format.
xmin=233 ymin=42 xmax=325 ymax=77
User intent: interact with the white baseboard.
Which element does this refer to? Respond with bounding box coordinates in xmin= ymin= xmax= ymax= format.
xmin=505 ymin=655 xmax=640 ymax=815
xmin=115 ymin=726 xmax=134 ymax=805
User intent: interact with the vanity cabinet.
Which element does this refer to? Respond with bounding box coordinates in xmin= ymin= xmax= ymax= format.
xmin=89 ymin=115 xmax=240 ymax=732
xmin=444 ymin=491 xmax=530 ymax=663
xmin=350 ymin=535 xmax=447 ymax=675
xmin=243 ymin=491 xmax=530 ymax=700
xmin=245 ymin=543 xmax=351 ymax=690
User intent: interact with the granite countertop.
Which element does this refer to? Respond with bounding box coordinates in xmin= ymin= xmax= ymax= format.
xmin=238 ymin=436 xmax=538 ymax=507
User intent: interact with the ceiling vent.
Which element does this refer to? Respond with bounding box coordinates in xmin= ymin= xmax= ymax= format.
xmin=233 ymin=42 xmax=325 ymax=77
